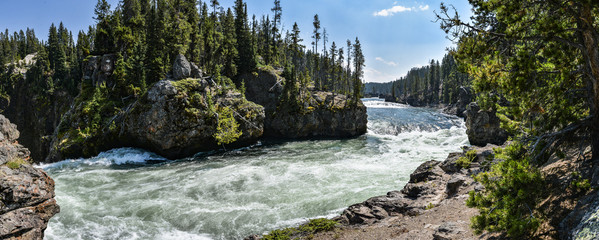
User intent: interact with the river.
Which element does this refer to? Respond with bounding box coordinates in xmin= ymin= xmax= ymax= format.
xmin=41 ymin=98 xmax=469 ymax=240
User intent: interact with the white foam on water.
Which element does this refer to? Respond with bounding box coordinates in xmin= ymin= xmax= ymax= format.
xmin=38 ymin=148 xmax=167 ymax=170
xmin=363 ymin=99 xmax=409 ymax=109
xmin=44 ymin=104 xmax=469 ymax=240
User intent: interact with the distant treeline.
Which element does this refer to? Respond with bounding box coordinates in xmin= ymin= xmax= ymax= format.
xmin=365 ymin=53 xmax=470 ymax=106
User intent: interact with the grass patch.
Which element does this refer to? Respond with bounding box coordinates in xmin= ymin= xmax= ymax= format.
xmin=262 ymin=218 xmax=338 ymax=240
xmin=5 ymin=158 xmax=28 ymax=169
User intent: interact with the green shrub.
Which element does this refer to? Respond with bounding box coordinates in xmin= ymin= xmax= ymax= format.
xmin=213 ymin=106 xmax=242 ymax=145
xmin=426 ymin=203 xmax=435 ymax=210
xmin=457 ymin=149 xmax=478 ymax=169
xmin=262 ymin=228 xmax=293 ymax=240
xmin=466 ymin=143 xmax=544 ymax=238
xmin=571 ymin=172 xmax=592 ymax=193
xmin=262 ymin=218 xmax=337 ymax=240
xmin=298 ymin=218 xmax=338 ymax=233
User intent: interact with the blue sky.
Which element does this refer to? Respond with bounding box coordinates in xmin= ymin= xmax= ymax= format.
xmin=0 ymin=0 xmax=472 ymax=83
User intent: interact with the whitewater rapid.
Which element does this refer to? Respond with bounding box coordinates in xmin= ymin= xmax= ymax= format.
xmin=42 ymin=98 xmax=469 ymax=240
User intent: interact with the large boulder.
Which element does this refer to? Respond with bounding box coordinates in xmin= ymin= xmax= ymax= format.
xmin=47 ymin=78 xmax=265 ymax=161
xmin=124 ymin=79 xmax=265 ymax=159
xmin=172 ymin=54 xmax=192 ymax=80
xmin=443 ymin=86 xmax=473 ymax=118
xmin=239 ymin=67 xmax=284 ymax=114
xmin=465 ymin=102 xmax=508 ymax=146
xmin=268 ymin=91 xmax=368 ymax=138
xmin=239 ymin=67 xmax=367 ymax=139
xmin=0 ymin=114 xmax=59 ymax=240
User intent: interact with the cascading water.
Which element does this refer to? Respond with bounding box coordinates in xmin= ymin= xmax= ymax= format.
xmin=42 ymin=98 xmax=469 ymax=240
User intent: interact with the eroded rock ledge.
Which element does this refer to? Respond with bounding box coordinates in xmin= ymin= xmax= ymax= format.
xmin=0 ymin=115 xmax=59 ymax=240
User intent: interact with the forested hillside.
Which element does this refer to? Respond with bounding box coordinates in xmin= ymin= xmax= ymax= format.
xmin=0 ymin=0 xmax=368 ymax=161
xmin=1 ymin=0 xmax=365 ymax=100
xmin=365 ymin=53 xmax=470 ymax=107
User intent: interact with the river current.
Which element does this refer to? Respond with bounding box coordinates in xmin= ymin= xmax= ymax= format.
xmin=41 ymin=98 xmax=469 ymax=240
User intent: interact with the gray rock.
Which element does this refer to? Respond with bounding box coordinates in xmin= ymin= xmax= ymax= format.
xmin=240 ymin=69 xmax=367 ymax=139
xmin=433 ymin=222 xmax=463 ymax=240
xmin=124 ymin=79 xmax=265 ymax=159
xmin=465 ymin=102 xmax=508 ymax=146
xmin=84 ymin=54 xmax=116 ymax=87
xmin=446 ymin=176 xmax=466 ymax=197
xmin=190 ymin=62 xmax=203 ymax=79
xmin=0 ymin=114 xmax=59 ymax=240
xmin=439 ymin=152 xmax=463 ymax=174
xmin=409 ymin=160 xmax=441 ymax=183
xmin=147 ymin=80 xmax=178 ymax=102
xmin=172 ymin=54 xmax=191 ymax=80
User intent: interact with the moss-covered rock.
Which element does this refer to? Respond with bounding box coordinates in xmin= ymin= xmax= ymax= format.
xmin=239 ymin=67 xmax=368 ymax=139
xmin=123 ymin=78 xmax=264 ymax=159
xmin=268 ymin=91 xmax=367 ymax=138
xmin=47 ymin=78 xmax=265 ymax=161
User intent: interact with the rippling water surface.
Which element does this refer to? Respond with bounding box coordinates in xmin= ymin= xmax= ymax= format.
xmin=42 ymin=98 xmax=468 ymax=240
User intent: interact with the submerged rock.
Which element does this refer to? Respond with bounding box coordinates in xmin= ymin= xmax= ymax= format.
xmin=465 ymin=102 xmax=508 ymax=146
xmin=0 ymin=114 xmax=59 ymax=240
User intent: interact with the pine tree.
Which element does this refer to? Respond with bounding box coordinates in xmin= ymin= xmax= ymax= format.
xmin=145 ymin=1 xmax=165 ymax=84
xmin=352 ymin=37 xmax=364 ymax=101
xmin=222 ymin=8 xmax=238 ymax=78
xmin=93 ymin=0 xmax=114 ymax=54
xmin=234 ymin=0 xmax=257 ymax=74
xmin=312 ymin=14 xmax=321 ymax=89
xmin=270 ymin=0 xmax=282 ymax=65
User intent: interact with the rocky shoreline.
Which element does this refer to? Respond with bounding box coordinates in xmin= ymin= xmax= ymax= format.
xmin=0 ymin=115 xmax=59 ymax=240
xmin=250 ymin=144 xmax=496 ymax=240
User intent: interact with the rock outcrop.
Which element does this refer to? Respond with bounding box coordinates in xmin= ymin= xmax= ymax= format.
xmin=0 ymin=115 xmax=59 ymax=239
xmin=123 ymin=79 xmax=265 ymax=159
xmin=172 ymin=54 xmax=192 ymax=80
xmin=443 ymin=86 xmax=473 ymax=118
xmin=240 ymin=67 xmax=367 ymax=139
xmin=326 ymin=146 xmax=496 ymax=239
xmin=465 ymin=102 xmax=508 ymax=146
xmin=47 ymin=77 xmax=265 ymax=161
xmin=85 ymin=54 xmax=117 ymax=87
xmin=268 ymin=91 xmax=368 ymax=138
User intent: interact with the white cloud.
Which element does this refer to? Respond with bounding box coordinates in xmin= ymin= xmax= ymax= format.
xmin=373 ymin=3 xmax=430 ymax=17
xmin=373 ymin=5 xmax=412 ymax=17
xmin=364 ymin=67 xmax=397 ymax=83
xmin=375 ymin=57 xmax=398 ymax=66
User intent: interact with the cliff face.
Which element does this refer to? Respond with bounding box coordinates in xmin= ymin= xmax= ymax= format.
xmin=1 ymin=53 xmax=75 ymax=163
xmin=0 ymin=114 xmax=59 ymax=240
xmin=268 ymin=91 xmax=367 ymax=138
xmin=240 ymin=67 xmax=368 ymax=139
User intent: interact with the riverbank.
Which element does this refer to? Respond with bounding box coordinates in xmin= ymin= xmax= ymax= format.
xmin=253 ymin=141 xmax=598 ymax=239
xmin=251 ymin=144 xmax=495 ymax=240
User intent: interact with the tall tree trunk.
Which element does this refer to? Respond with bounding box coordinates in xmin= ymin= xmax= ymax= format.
xmin=579 ymin=3 xmax=599 ymax=160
